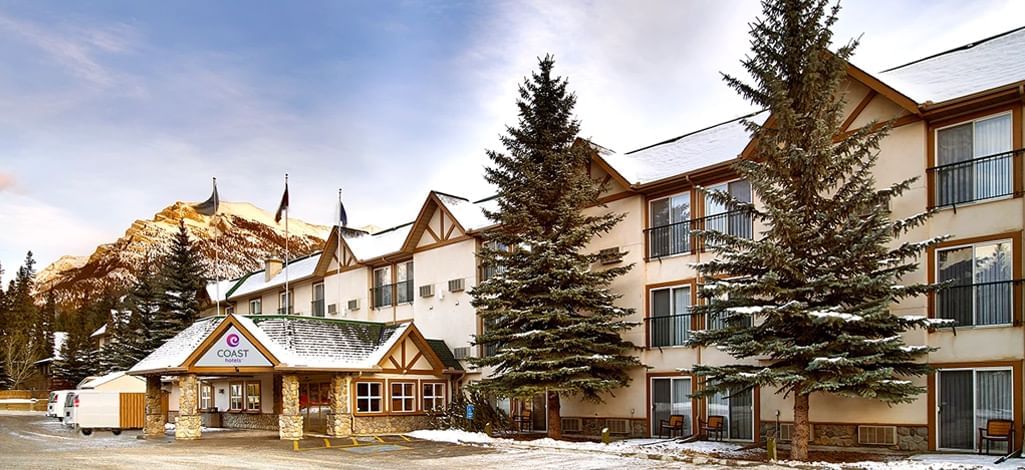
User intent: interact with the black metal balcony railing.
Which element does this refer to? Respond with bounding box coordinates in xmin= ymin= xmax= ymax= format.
xmin=276 ymin=306 xmax=293 ymax=315
xmin=311 ymin=299 xmax=325 ymax=317
xmin=706 ymin=310 xmax=754 ymax=331
xmin=937 ymin=279 xmax=1019 ymax=327
xmin=371 ymin=280 xmax=415 ymax=309
xmin=646 ymin=210 xmax=753 ymax=258
xmin=645 ymin=313 xmax=695 ymax=347
xmin=928 ymin=149 xmax=1021 ymax=208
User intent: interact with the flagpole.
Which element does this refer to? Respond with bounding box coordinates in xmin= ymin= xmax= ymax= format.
xmin=337 ymin=188 xmax=343 ymax=317
xmin=213 ymin=177 xmax=221 ymax=317
xmin=284 ymin=173 xmax=289 ymax=315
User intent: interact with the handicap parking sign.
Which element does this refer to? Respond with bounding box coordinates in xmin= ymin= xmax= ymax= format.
xmin=465 ymin=404 xmax=475 ymax=420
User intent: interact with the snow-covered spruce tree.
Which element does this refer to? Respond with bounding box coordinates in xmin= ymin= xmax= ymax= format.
xmin=53 ymin=303 xmax=101 ymax=386
xmin=152 ymin=220 xmax=207 ymax=346
xmin=469 ymin=55 xmax=641 ymax=440
xmin=34 ymin=290 xmax=57 ymax=363
xmin=123 ymin=261 xmax=161 ymax=363
xmin=686 ymin=0 xmax=946 ymax=461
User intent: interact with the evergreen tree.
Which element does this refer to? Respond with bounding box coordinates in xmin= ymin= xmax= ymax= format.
xmin=33 ymin=290 xmax=57 ymax=362
xmin=152 ymin=220 xmax=207 ymax=346
xmin=53 ymin=300 xmax=101 ymax=386
xmin=123 ymin=260 xmax=161 ymax=363
xmin=686 ymin=0 xmax=945 ymax=460
xmin=470 ymin=55 xmax=641 ymax=439
xmin=0 ymin=261 xmax=7 ymax=336
xmin=7 ymin=252 xmax=38 ymax=338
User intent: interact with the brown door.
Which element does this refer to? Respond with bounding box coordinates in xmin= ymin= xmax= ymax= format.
xmin=301 ymin=383 xmax=329 ymax=434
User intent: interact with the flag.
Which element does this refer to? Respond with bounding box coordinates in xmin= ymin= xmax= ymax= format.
xmin=338 ymin=190 xmax=348 ymax=227
xmin=194 ymin=178 xmax=220 ymax=216
xmin=275 ymin=178 xmax=289 ymax=223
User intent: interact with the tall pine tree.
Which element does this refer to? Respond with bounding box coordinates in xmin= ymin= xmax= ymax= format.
xmin=152 ymin=220 xmax=207 ymax=346
xmin=123 ymin=260 xmax=161 ymax=363
xmin=470 ymin=55 xmax=641 ymax=439
xmin=53 ymin=297 xmax=102 ymax=386
xmin=687 ymin=0 xmax=945 ymax=460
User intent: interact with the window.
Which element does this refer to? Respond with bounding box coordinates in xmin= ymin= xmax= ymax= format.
xmin=649 ymin=285 xmax=692 ymax=347
xmin=245 ymin=381 xmax=261 ymax=412
xmin=651 ymin=377 xmax=692 ymax=437
xmin=703 ymin=180 xmax=753 ymax=241
xmin=279 ymin=290 xmax=293 ymax=315
xmin=934 ymin=113 xmax=1013 ymax=207
xmin=390 ymin=382 xmax=416 ymax=413
xmin=648 ymin=193 xmax=691 ymax=258
xmin=225 ymin=306 xmax=234 ymax=315
xmin=937 ymin=368 xmax=1013 ymax=451
xmin=249 ymin=298 xmax=261 ymax=315
xmin=937 ymin=240 xmax=1013 ymax=326
xmin=707 ymin=289 xmax=753 ymax=331
xmin=229 ymin=382 xmax=243 ymax=411
xmin=199 ymin=383 xmax=213 ymax=410
xmin=312 ymin=283 xmax=325 ymax=317
xmin=356 ymin=382 xmax=382 ymax=413
xmin=422 ymin=383 xmax=446 ymax=411
xmin=372 ymin=266 xmax=392 ymax=308
xmin=396 ymin=261 xmax=414 ymax=304
xmin=480 ymin=241 xmax=510 ymax=281
xmin=708 ymin=388 xmax=754 ymax=440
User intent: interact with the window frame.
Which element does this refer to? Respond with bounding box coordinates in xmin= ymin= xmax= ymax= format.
xmin=389 ymin=380 xmax=417 ymax=414
xmin=646 ymin=281 xmax=696 ymax=348
xmin=934 ymin=366 xmax=1015 ymax=452
xmin=229 ymin=381 xmax=244 ymax=412
xmin=421 ymin=382 xmax=447 ymax=411
xmin=934 ymin=238 xmax=1015 ymax=328
xmin=312 ymin=282 xmax=325 ymax=317
xmin=245 ymin=380 xmax=262 ymax=413
xmin=279 ymin=290 xmax=294 ymax=315
xmin=353 ymin=380 xmax=384 ymax=415
xmin=647 ymin=191 xmax=693 ymax=259
xmin=928 ymin=106 xmax=1022 ymax=209
xmin=249 ymin=298 xmax=262 ymax=315
xmin=199 ymin=382 xmax=214 ymax=411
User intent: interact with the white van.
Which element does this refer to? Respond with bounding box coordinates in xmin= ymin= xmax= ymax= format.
xmin=62 ymin=392 xmax=76 ymax=424
xmin=47 ymin=390 xmax=71 ymax=420
xmin=67 ymin=390 xmax=123 ymax=435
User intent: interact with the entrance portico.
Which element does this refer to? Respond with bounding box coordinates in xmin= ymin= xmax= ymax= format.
xmin=129 ymin=314 xmax=462 ymax=441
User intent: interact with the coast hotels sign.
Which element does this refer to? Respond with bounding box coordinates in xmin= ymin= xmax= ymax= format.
xmin=195 ymin=326 xmax=273 ymax=367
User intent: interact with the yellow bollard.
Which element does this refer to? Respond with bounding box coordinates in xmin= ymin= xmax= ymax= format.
xmin=767 ymin=437 xmax=777 ymax=461
xmin=324 ymin=438 xmax=331 ymax=448
xmin=292 ymin=440 xmax=300 ymax=452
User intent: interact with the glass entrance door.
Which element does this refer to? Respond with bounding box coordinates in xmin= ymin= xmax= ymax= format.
xmin=300 ymin=382 xmax=330 ymax=434
xmin=938 ymin=369 xmax=1013 ymax=451
xmin=651 ymin=377 xmax=692 ymax=437
xmin=708 ymin=388 xmax=754 ymax=440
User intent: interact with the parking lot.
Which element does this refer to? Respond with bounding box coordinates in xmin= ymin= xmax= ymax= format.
xmin=0 ymin=412 xmax=764 ymax=469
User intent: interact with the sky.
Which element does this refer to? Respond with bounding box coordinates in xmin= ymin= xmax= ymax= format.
xmin=1 ymin=0 xmax=1023 ymax=283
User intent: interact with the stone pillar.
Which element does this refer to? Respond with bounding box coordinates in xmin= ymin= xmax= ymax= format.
xmin=278 ymin=374 xmax=303 ymax=440
xmin=143 ymin=375 xmax=166 ymax=438
xmin=327 ymin=374 xmax=352 ymax=437
xmin=175 ymin=374 xmax=202 ymax=440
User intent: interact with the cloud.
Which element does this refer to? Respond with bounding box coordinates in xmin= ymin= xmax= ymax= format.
xmin=0 ymin=172 xmax=14 ymax=192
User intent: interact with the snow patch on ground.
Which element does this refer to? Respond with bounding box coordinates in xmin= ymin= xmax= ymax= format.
xmin=0 ymin=399 xmax=38 ymax=404
xmin=407 ymin=429 xmax=496 ymax=444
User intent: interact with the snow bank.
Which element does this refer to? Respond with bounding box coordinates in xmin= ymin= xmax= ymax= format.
xmin=407 ymin=430 xmax=496 ymax=444
xmin=0 ymin=399 xmax=38 ymax=404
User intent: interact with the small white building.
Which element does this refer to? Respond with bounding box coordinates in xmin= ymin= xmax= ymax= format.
xmin=78 ymin=371 xmax=147 ymax=393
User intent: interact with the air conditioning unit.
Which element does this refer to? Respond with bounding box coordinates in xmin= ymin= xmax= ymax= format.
xmin=448 ymin=278 xmax=465 ymax=292
xmin=327 ymin=303 xmax=337 ymax=314
xmin=347 ymin=299 xmax=360 ymax=311
xmin=453 ymin=347 xmax=470 ymax=360
xmin=599 ymin=247 xmax=623 ymax=265
xmin=772 ymin=423 xmax=803 ymax=442
xmin=561 ymin=418 xmax=582 ymax=433
xmin=419 ymin=284 xmax=435 ymax=298
xmin=605 ymin=419 xmax=630 ymax=434
xmin=858 ymin=425 xmax=897 ymax=446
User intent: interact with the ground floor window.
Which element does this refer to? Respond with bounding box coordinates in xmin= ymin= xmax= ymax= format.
xmin=390 ymin=382 xmax=416 ymax=413
xmin=229 ymin=382 xmax=244 ymax=411
xmin=422 ymin=382 xmax=446 ymax=410
xmin=356 ymin=382 xmax=383 ymax=413
xmin=245 ymin=381 xmax=261 ymax=412
xmin=937 ymin=368 xmax=1013 ymax=451
xmin=651 ymin=376 xmax=692 ymax=437
xmin=707 ymin=388 xmax=754 ymax=441
xmin=200 ymin=383 xmax=213 ymax=410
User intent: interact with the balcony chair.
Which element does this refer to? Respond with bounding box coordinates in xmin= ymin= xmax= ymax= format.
xmin=700 ymin=415 xmax=725 ymax=441
xmin=658 ymin=414 xmax=685 ymax=438
xmin=512 ymin=409 xmax=532 ymax=432
xmin=979 ymin=419 xmax=1014 ymax=455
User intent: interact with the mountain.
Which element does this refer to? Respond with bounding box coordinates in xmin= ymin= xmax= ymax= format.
xmin=36 ymin=201 xmax=330 ymax=305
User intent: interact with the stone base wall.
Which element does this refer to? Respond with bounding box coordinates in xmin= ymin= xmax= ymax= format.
xmin=759 ymin=422 xmax=928 ymax=452
xmin=221 ymin=412 xmax=279 ymax=430
xmin=279 ymin=414 xmax=303 ymax=440
xmin=352 ymin=415 xmax=432 ymax=434
xmin=143 ymin=415 xmax=165 ymax=437
xmin=175 ymin=415 xmax=202 ymax=440
xmin=572 ymin=417 xmax=648 ymax=438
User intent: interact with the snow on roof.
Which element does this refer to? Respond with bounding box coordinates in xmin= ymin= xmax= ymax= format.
xmin=53 ymin=332 xmax=67 ymax=358
xmin=345 ymin=223 xmax=412 ymax=261
xmin=435 ymin=193 xmax=496 ymax=232
xmin=205 ymin=279 xmax=236 ymax=303
xmin=130 ymin=317 xmax=222 ymax=373
xmin=129 ymin=315 xmax=424 ymax=372
xmin=89 ymin=323 xmax=107 ymax=338
xmin=79 ymin=371 xmax=143 ymax=389
xmin=878 ymin=26 xmax=1025 ymax=104
xmin=607 ymin=111 xmax=766 ymax=185
xmin=226 ymin=253 xmax=321 ymax=300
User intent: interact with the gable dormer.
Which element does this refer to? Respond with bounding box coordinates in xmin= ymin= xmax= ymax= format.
xmin=402 ymin=192 xmax=471 ymax=252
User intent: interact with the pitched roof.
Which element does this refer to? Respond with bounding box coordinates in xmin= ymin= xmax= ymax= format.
xmin=79 ymin=371 xmax=144 ymax=389
xmin=344 ymin=222 xmax=413 ymax=261
xmin=434 ymin=193 xmax=496 ymax=232
xmin=426 ymin=339 xmax=463 ymax=371
xmin=128 ymin=315 xmax=457 ymax=373
xmin=225 ymin=253 xmax=321 ymax=300
xmin=600 ymin=111 xmax=767 ymax=186
xmin=878 ymin=26 xmax=1025 ymax=104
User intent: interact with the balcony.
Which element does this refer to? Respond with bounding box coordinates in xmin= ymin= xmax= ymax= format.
xmin=276 ymin=306 xmax=293 ymax=315
xmin=370 ymin=280 xmax=415 ymax=309
xmin=646 ymin=210 xmax=753 ymax=259
xmin=936 ymin=279 xmax=1020 ymax=327
xmin=311 ymin=299 xmax=325 ymax=317
xmin=928 ymin=149 xmax=1021 ymax=208
xmin=645 ymin=313 xmax=696 ymax=347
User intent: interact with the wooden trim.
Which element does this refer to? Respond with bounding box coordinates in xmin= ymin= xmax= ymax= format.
xmin=589 ymin=149 xmax=633 ymax=190
xmin=182 ymin=314 xmax=281 ymax=370
xmin=352 ymin=379 xmax=386 ymax=416
xmin=375 ymin=323 xmax=447 ymax=375
xmin=386 ymin=379 xmax=419 ymax=414
xmin=424 ymin=224 xmax=441 ymax=243
xmin=925 ymin=360 xmax=1024 ymax=451
xmin=839 ymin=89 xmax=878 ymax=133
xmin=926 ymin=231 xmax=1023 ymax=324
xmin=845 ymin=62 xmax=921 ymax=116
xmin=596 ymin=190 xmax=637 ymax=205
xmin=412 ymin=234 xmax=474 ymax=253
xmin=419 ymin=380 xmax=447 ymax=411
xmin=644 ymin=279 xmax=698 ymax=348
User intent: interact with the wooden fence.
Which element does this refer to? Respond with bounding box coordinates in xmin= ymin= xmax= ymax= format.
xmin=120 ymin=393 xmax=145 ymax=429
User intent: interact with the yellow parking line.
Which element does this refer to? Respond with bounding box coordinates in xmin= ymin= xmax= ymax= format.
xmin=351 ymin=437 xmax=359 ymax=446
xmin=398 ymin=435 xmax=411 ymax=442
xmin=324 ymin=438 xmax=331 ymax=448
xmin=292 ymin=440 xmax=299 ymax=452
xmin=374 ymin=436 xmax=385 ymax=443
